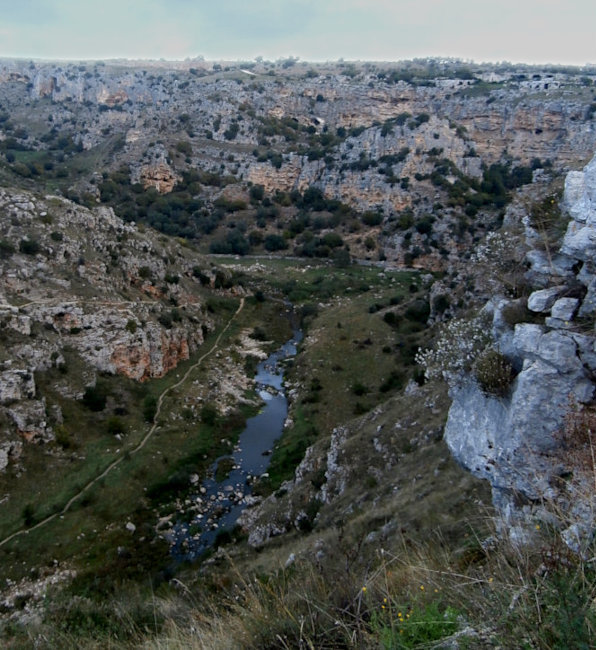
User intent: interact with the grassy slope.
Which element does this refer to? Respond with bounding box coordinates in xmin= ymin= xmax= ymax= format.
xmin=3 ymin=259 xmax=594 ymax=649
xmin=0 ymin=294 xmax=290 ymax=583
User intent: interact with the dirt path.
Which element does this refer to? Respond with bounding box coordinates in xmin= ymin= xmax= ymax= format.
xmin=0 ymin=298 xmax=245 ymax=549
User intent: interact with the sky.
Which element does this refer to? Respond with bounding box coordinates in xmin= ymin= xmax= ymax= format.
xmin=0 ymin=0 xmax=593 ymax=66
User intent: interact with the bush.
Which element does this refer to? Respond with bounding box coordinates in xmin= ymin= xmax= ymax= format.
xmin=22 ymin=503 xmax=36 ymax=527
xmin=405 ymin=300 xmax=430 ymax=323
xmin=416 ymin=314 xmax=491 ymax=384
xmin=223 ymin=122 xmax=240 ymax=140
xmin=322 ymin=232 xmax=343 ymax=248
xmin=0 ymin=240 xmax=15 ymax=259
xmin=138 ymin=266 xmax=152 ymax=280
xmin=106 ymin=416 xmax=125 ymax=435
xmin=82 ymin=381 xmax=110 ymax=412
xmin=415 ymin=215 xmax=435 ymax=235
xmin=158 ymin=313 xmax=173 ymax=329
xmin=361 ymin=211 xmax=383 ymax=226
xmin=250 ymin=326 xmax=268 ymax=341
xmin=432 ymin=294 xmax=450 ymax=314
xmin=19 ymin=238 xmax=41 ymax=255
xmin=176 ymin=140 xmax=192 ymax=156
xmin=200 ymin=403 xmax=218 ymax=426
xmin=473 ymin=349 xmax=515 ymax=397
xmin=143 ymin=395 xmax=157 ymax=422
xmin=125 ymin=319 xmax=138 ymax=334
xmin=351 ymin=381 xmax=369 ymax=396
xmin=397 ymin=211 xmax=414 ymax=230
xmin=379 ymin=370 xmax=405 ymax=393
xmin=264 ymin=234 xmax=288 ymax=252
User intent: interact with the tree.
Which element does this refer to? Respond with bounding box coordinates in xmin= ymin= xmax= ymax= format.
xmin=264 ymin=234 xmax=288 ymax=252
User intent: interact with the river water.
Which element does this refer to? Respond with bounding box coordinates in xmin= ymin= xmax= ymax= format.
xmin=168 ymin=327 xmax=302 ymax=560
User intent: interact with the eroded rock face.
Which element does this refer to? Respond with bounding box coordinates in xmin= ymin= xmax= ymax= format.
xmin=445 ymin=153 xmax=596 ymax=549
xmin=140 ymin=163 xmax=180 ymax=194
xmin=0 ymin=370 xmax=36 ymax=405
xmin=0 ymin=186 xmax=218 ymax=469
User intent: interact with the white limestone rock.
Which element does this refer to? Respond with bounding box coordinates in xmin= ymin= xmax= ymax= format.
xmin=0 ymin=370 xmax=36 ymax=405
xmin=0 ymin=440 xmax=23 ymax=471
xmin=527 ymin=287 xmax=565 ymax=313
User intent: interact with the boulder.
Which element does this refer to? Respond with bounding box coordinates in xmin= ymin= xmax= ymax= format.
xmin=527 ymin=287 xmax=565 ymax=313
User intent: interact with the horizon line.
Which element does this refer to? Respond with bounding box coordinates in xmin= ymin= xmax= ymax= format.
xmin=0 ymin=55 xmax=595 ymax=69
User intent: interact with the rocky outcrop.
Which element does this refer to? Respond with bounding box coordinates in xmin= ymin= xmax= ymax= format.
xmin=0 ymin=186 xmax=220 ymax=469
xmin=140 ymin=163 xmax=180 ymax=194
xmin=0 ymin=370 xmax=36 ymax=405
xmin=445 ymin=153 xmax=596 ymax=548
xmin=0 ymin=368 xmax=54 ymax=447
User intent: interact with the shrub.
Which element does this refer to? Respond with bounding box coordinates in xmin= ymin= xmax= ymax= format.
xmin=54 ymin=424 xmax=72 ymax=448
xmin=200 ymin=403 xmax=218 ymax=426
xmin=405 ymin=300 xmax=430 ymax=323
xmin=415 ymin=215 xmax=434 ymax=235
xmin=0 ymin=240 xmax=15 ymax=259
xmin=223 ymin=122 xmax=240 ymax=140
xmin=264 ymin=234 xmax=288 ymax=252
xmin=82 ymin=381 xmax=109 ymax=412
xmin=250 ymin=326 xmax=268 ymax=341
xmin=138 ymin=266 xmax=152 ymax=280
xmin=125 ymin=319 xmax=137 ymax=334
xmin=473 ymin=349 xmax=515 ymax=397
xmin=106 ymin=416 xmax=125 ymax=435
xmin=362 ymin=211 xmax=383 ymax=226
xmin=249 ymin=184 xmax=264 ymax=202
xmin=432 ymin=294 xmax=450 ymax=314
xmin=416 ymin=313 xmax=491 ymax=384
xmin=22 ymin=504 xmax=36 ymax=527
xmin=192 ymin=267 xmax=211 ymax=285
xmin=397 ymin=211 xmax=414 ymax=230
xmin=176 ymin=140 xmax=192 ymax=156
xmin=19 ymin=238 xmax=41 ymax=255
xmin=351 ymin=381 xmax=369 ymax=396
xmin=158 ymin=313 xmax=173 ymax=329
xmin=379 ymin=370 xmax=405 ymax=393
xmin=143 ymin=395 xmax=157 ymax=422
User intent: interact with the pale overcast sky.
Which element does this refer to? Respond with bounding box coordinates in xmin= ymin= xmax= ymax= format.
xmin=0 ymin=0 xmax=593 ymax=65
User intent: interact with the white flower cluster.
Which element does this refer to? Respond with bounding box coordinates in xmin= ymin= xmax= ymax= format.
xmin=415 ymin=314 xmax=491 ymax=384
xmin=471 ymin=231 xmax=515 ymax=271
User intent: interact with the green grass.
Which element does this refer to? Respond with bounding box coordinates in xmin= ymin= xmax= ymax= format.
xmin=265 ymin=404 xmax=319 ymax=491
xmin=237 ymin=262 xmax=432 ymax=492
xmin=0 ymin=293 xmax=289 ymax=583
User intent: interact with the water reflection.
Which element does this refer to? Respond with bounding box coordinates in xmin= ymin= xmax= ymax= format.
xmin=168 ymin=328 xmax=302 ymax=559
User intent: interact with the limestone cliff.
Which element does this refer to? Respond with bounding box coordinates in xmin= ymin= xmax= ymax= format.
xmin=444 ymin=153 xmax=596 ymax=549
xmin=0 ymin=186 xmax=218 ymax=465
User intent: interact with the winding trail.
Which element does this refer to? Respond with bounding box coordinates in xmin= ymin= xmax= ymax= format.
xmin=0 ymin=298 xmax=245 ymax=549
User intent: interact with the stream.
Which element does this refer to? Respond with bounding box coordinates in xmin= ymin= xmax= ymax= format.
xmin=168 ymin=326 xmax=302 ymax=560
